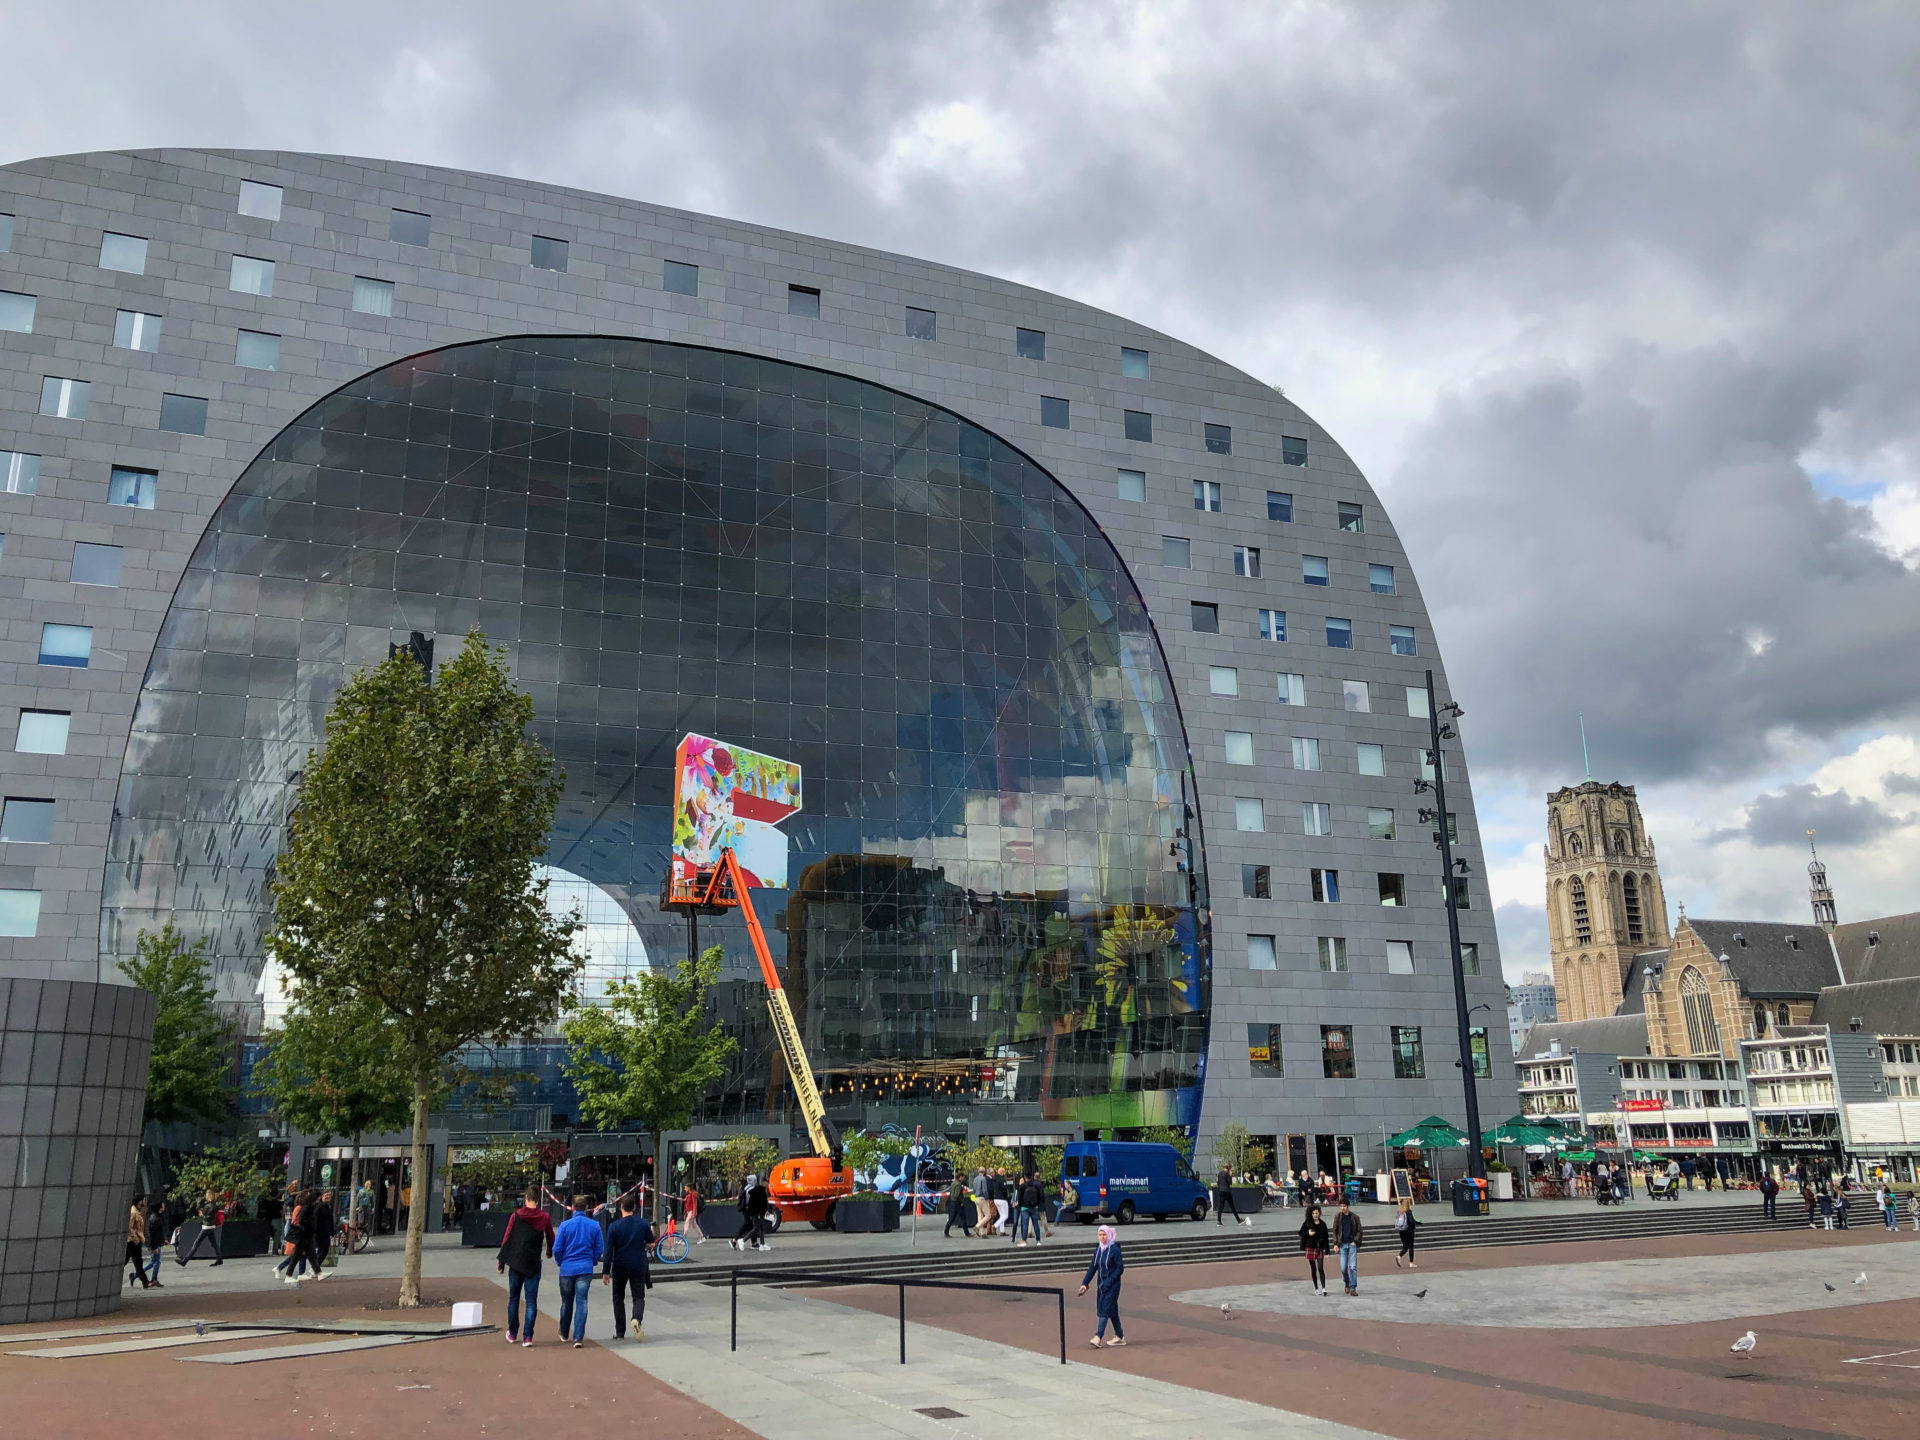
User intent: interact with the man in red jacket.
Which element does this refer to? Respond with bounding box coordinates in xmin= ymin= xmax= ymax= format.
xmin=496 ymin=1188 xmax=556 ymax=1347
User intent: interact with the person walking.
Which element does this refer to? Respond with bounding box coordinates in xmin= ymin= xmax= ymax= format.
xmin=1078 ymin=1224 xmax=1126 ymax=1348
xmin=1014 ymin=1172 xmax=1044 ymax=1247
xmin=1680 ymin=1155 xmax=1696 ymax=1191
xmin=602 ymin=1194 xmax=654 ymax=1341
xmin=1298 ymin=1205 xmax=1331 ymax=1295
xmin=552 ymin=1194 xmax=604 ymax=1349
xmin=734 ymin=1172 xmax=771 ymax=1252
xmin=682 ymin=1184 xmax=707 ymax=1245
xmin=143 ymin=1196 xmax=168 ymax=1287
xmin=1836 ymin=1186 xmax=1850 ymax=1230
xmin=1335 ymin=1200 xmax=1365 ymax=1295
xmin=992 ymin=1170 xmax=1012 ymax=1237
xmin=1880 ymin=1184 xmax=1899 ymax=1231
xmin=310 ymin=1189 xmax=337 ymax=1278
xmin=1214 ymin=1164 xmax=1249 ymax=1228
xmin=497 ymin=1186 xmax=556 ymax=1347
xmin=178 ymin=1189 xmax=226 ymax=1266
xmin=126 ymin=1195 xmax=153 ymax=1290
xmin=1803 ymin=1180 xmax=1818 ymax=1228
xmin=278 ymin=1190 xmax=316 ymax=1284
xmin=943 ymin=1176 xmax=969 ymax=1238
xmin=1392 ymin=1197 xmax=1419 ymax=1268
xmin=1759 ymin=1171 xmax=1778 ymax=1220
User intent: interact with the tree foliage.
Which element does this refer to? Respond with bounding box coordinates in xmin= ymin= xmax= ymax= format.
xmin=119 ymin=922 xmax=235 ymax=1128
xmin=1139 ymin=1124 xmax=1195 ymax=1161
xmin=265 ymin=631 xmax=580 ymax=1305
xmin=561 ymin=944 xmax=737 ymax=1217
xmin=251 ymin=991 xmax=415 ymax=1144
xmin=1211 ymin=1120 xmax=1271 ymax=1176
xmin=172 ymin=1140 xmax=274 ymax=1220
xmin=451 ymin=1140 xmax=538 ymax=1195
xmin=711 ymin=1132 xmax=781 ymax=1189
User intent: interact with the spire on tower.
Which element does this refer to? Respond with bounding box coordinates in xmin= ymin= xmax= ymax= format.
xmin=1807 ymin=829 xmax=1838 ymax=932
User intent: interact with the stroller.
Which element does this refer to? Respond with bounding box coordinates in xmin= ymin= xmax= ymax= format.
xmin=1646 ymin=1172 xmax=1681 ymax=1201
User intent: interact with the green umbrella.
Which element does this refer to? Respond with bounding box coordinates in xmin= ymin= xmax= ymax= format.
xmin=1482 ymin=1115 xmax=1577 ymax=1148
xmin=1386 ymin=1115 xmax=1468 ymax=1149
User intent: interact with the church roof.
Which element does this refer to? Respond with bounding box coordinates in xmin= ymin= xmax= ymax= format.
xmin=1516 ymin=1013 xmax=1649 ymax=1059
xmin=1616 ymin=949 xmax=1668 ymax=1015
xmin=1811 ymin=976 xmax=1920 ymax=1038
xmin=1682 ymin=919 xmax=1841 ymax=998
xmin=1832 ymin=911 xmax=1920 ymax=985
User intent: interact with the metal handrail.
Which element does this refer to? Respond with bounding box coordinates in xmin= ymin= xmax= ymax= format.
xmin=728 ymin=1267 xmax=1067 ymax=1365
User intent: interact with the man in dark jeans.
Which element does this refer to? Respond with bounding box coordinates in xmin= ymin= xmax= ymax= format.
xmin=1012 ymin=1173 xmax=1044 ymax=1246
xmin=1760 ymin=1172 xmax=1779 ymax=1220
xmin=734 ymin=1173 xmax=771 ymax=1251
xmin=310 ymin=1189 xmax=337 ymax=1277
xmin=1214 ymin=1165 xmax=1249 ymax=1227
xmin=179 ymin=1190 xmax=225 ymax=1266
xmin=602 ymin=1194 xmax=654 ymax=1340
xmin=496 ymin=1186 xmax=556 ymax=1347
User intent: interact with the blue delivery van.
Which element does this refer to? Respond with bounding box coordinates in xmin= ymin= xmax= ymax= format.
xmin=1060 ymin=1141 xmax=1210 ymax=1224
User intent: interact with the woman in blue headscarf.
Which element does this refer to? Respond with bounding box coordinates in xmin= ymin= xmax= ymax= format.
xmin=1078 ymin=1224 xmax=1126 ymax=1347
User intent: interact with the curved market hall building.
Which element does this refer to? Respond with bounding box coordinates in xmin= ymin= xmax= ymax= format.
xmin=0 ymin=150 xmax=1513 ymax=1310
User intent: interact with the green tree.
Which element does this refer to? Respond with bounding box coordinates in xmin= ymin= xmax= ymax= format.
xmin=251 ymin=991 xmax=415 ymax=1220
xmin=1140 ymin=1124 xmax=1194 ymax=1162
xmin=712 ymin=1132 xmax=781 ymax=1191
xmin=561 ymin=944 xmax=738 ymax=1220
xmin=265 ymin=632 xmax=581 ymax=1306
xmin=450 ymin=1139 xmax=538 ymax=1198
xmin=1212 ymin=1121 xmax=1255 ymax=1176
xmin=173 ymin=1139 xmax=274 ymax=1220
xmin=119 ymin=922 xmax=235 ymax=1128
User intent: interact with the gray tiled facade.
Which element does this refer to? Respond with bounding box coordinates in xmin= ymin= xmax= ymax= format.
xmin=0 ymin=149 xmax=1514 ymax=1170
xmin=0 ymin=978 xmax=155 ymax=1323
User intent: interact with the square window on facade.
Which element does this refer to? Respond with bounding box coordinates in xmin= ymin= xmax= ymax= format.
xmin=530 ymin=235 xmax=569 ymax=271
xmin=1242 ymin=863 xmax=1271 ymax=899
xmin=235 ymin=330 xmax=280 ymax=370
xmin=1015 ymin=326 xmax=1045 ymax=359
xmin=1368 ymin=807 xmax=1396 ymax=840
xmin=1193 ymin=480 xmax=1221 ymax=511
xmin=353 ymin=277 xmax=395 ymax=315
xmin=1282 ymin=434 xmax=1308 ymax=466
xmin=1321 ymin=1023 xmax=1354 ymax=1076
xmin=1459 ymin=944 xmax=1480 ymax=976
xmin=71 ymin=541 xmax=122 ymax=586
xmin=0 ymin=889 xmax=40 ymax=937
xmin=1117 ymin=468 xmax=1145 ymax=502
xmin=1338 ymin=501 xmax=1364 ymax=533
xmin=1311 ymin=867 xmax=1340 ymax=902
xmin=238 ymin=180 xmax=283 ymax=220
xmin=1190 ymin=601 xmax=1218 ymax=632
xmin=659 ymin=260 xmax=701 ymax=295
xmin=113 ymin=309 xmax=161 ymax=351
xmin=1209 ymin=665 xmax=1238 ymax=696
xmin=159 ymin=393 xmax=208 ymax=435
xmin=1235 ymin=798 xmax=1264 ymax=832
xmin=1392 ymin=1023 xmax=1424 ymax=1075
xmin=229 ymin=255 xmax=275 ymax=296
xmin=1234 ymin=545 xmax=1261 ymax=578
xmin=1369 ymin=563 xmax=1396 ymax=594
xmin=1251 ymin=1023 xmax=1284 ymax=1076
xmin=110 ymin=465 xmax=158 ymax=507
xmin=1266 ymin=490 xmax=1293 ymax=522
xmin=1161 ymin=536 xmax=1191 ymax=568
xmin=99 ymin=232 xmax=148 ymax=273
xmin=390 ymin=208 xmax=431 ymax=246
xmin=1291 ymin=736 xmax=1320 ymax=770
xmin=0 ymin=290 xmax=34 ymax=334
xmin=1407 ymin=685 xmax=1430 ymax=719
xmin=1224 ymin=731 xmax=1254 ymax=765
xmin=1357 ymin=743 xmax=1385 ymax=776
xmin=1390 ymin=625 xmax=1418 ymax=655
xmin=2 ymin=451 xmax=39 ymax=495
xmin=1205 ymin=422 xmax=1232 ymax=454
xmin=1121 ymin=346 xmax=1149 ymax=378
xmin=904 ymin=304 xmax=936 ymax=338
xmin=1302 ymin=555 xmax=1329 ymax=586
xmin=1247 ymin=934 xmax=1277 ymax=970
xmin=38 ymin=623 xmax=92 ymax=667
xmin=1449 ymin=877 xmax=1472 ymax=910
xmin=1325 ymin=617 xmax=1352 ymax=649
xmin=1040 ymin=396 xmax=1070 ymax=429
xmin=1258 ymin=609 xmax=1287 ymax=643
xmin=789 ymin=285 xmax=821 ymax=318
xmin=1471 ymin=1027 xmax=1490 ymax=1078
xmin=0 ymin=797 xmax=53 ymax=844
xmin=1278 ymin=672 xmax=1305 ymax=704
xmin=1342 ymin=679 xmax=1369 ymax=712
xmin=0 ymin=213 xmax=13 ymax=251
xmin=40 ymin=378 xmax=88 ymax=420
xmin=1302 ymin=801 xmax=1330 ymax=835
xmin=15 ymin=711 xmax=70 ymax=754
xmin=1124 ymin=409 xmax=1152 ymax=442
xmin=1378 ymin=873 xmax=1406 ymax=906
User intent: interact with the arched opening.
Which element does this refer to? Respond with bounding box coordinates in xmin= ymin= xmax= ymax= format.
xmin=1777 ymin=1002 xmax=1792 ymax=1027
xmin=1623 ymin=872 xmax=1644 ymax=946
xmin=1680 ymin=967 xmax=1721 ymax=1055
xmin=1571 ymin=877 xmax=1592 ymax=946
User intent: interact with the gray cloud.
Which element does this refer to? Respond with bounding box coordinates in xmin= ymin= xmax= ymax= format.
xmin=1723 ymin=783 xmax=1904 ymax=850
xmin=1492 ymin=901 xmax=1551 ymax=979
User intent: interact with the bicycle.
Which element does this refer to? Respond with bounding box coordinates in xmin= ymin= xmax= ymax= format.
xmin=337 ymin=1214 xmax=372 ymax=1254
xmin=655 ymin=1216 xmax=690 ymax=1265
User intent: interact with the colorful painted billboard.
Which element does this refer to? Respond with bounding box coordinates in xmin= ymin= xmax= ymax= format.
xmin=671 ymin=733 xmax=802 ymax=889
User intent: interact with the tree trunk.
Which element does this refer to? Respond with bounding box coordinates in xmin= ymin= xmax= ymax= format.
xmin=651 ymin=1128 xmax=664 ymax=1225
xmin=398 ymin=1077 xmax=430 ymax=1307
xmin=346 ymin=1131 xmax=361 ymax=1241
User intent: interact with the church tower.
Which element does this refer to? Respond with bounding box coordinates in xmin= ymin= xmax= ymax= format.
xmin=1808 ymin=833 xmax=1838 ymax=932
xmin=1544 ymin=781 xmax=1671 ymax=1022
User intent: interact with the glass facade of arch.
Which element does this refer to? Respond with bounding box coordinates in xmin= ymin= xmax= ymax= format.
xmin=105 ymin=337 xmax=1209 ymax=1133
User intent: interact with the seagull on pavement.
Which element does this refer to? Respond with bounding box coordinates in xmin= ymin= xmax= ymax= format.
xmin=1220 ymin=1302 xmax=1234 ymax=1319
xmin=1855 ymin=1273 xmax=1869 ymax=1287
xmin=1730 ymin=1331 xmax=1757 ymax=1354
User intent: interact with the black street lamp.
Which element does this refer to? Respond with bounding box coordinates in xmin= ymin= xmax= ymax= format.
xmin=1420 ymin=668 xmax=1485 ymax=1182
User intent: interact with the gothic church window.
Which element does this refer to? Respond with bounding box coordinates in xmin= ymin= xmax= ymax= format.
xmin=1776 ymin=1003 xmax=1790 ymax=1027
xmin=1571 ymin=877 xmax=1591 ymax=945
xmin=1681 ymin=966 xmax=1720 ymax=1056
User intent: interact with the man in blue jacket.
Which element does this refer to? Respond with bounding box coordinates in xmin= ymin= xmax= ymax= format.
xmin=552 ymin=1193 xmax=605 ymax=1348
xmin=601 ymin=1194 xmax=655 ymax=1341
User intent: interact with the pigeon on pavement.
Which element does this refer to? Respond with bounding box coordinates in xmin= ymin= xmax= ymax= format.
xmin=193 ymin=1321 xmax=207 ymax=1336
xmin=1730 ymin=1331 xmax=1757 ymax=1354
xmin=1413 ymin=1289 xmax=1428 ymax=1300
xmin=1823 ymin=1283 xmax=1836 ymax=1292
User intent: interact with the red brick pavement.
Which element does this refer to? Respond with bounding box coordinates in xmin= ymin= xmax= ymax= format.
xmin=823 ymin=1225 xmax=1920 ymax=1440
xmin=0 ymin=1274 xmax=749 ymax=1440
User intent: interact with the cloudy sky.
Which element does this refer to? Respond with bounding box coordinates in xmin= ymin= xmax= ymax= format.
xmin=7 ymin=2 xmax=1917 ymax=980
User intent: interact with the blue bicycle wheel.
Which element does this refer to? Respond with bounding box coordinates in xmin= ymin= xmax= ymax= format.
xmin=655 ymin=1232 xmax=690 ymax=1265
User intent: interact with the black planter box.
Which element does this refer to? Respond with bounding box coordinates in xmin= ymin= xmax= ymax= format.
xmin=1226 ymin=1186 xmax=1265 ymax=1214
xmin=177 ymin=1218 xmax=272 ymax=1258
xmin=462 ymin=1210 xmax=513 ymax=1248
xmin=699 ymin=1207 xmax=784 ymax=1239
xmin=833 ymin=1200 xmax=900 ymax=1233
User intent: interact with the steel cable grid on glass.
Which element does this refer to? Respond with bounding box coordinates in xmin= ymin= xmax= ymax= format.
xmin=106 ymin=337 xmax=1210 ymax=1133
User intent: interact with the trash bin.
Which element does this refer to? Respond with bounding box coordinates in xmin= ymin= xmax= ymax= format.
xmin=1451 ymin=1178 xmax=1489 ymax=1217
